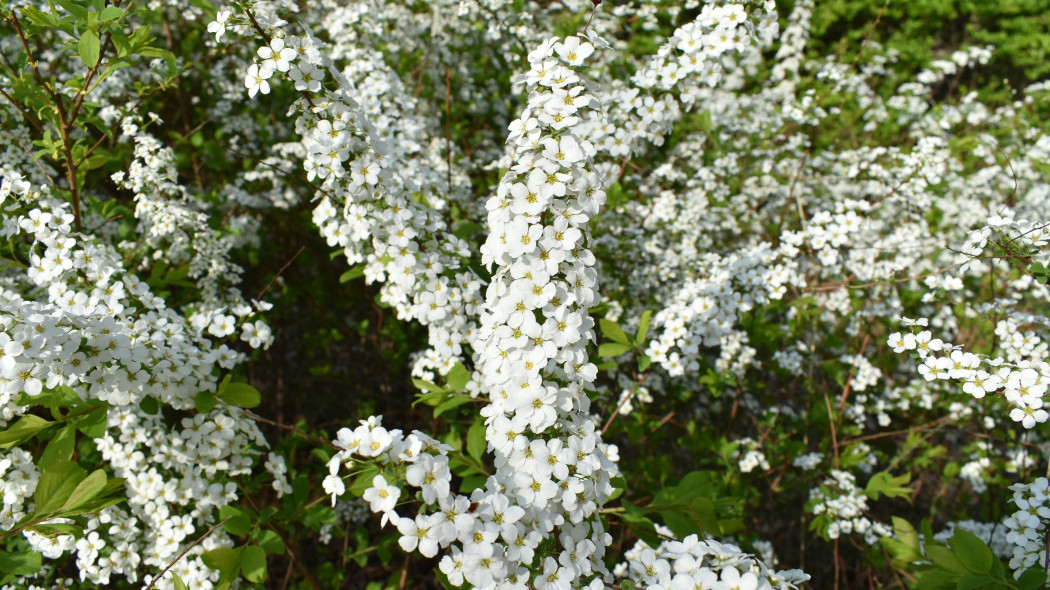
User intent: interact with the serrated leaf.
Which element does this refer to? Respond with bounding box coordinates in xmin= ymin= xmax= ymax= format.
xmin=39 ymin=424 xmax=76 ymax=470
xmin=60 ymin=469 xmax=107 ymax=513
xmin=636 ymin=310 xmax=652 ymax=345
xmin=201 ymin=546 xmax=240 ymax=571
xmin=599 ymin=318 xmax=630 ymax=344
xmin=926 ymin=545 xmax=969 ymax=574
xmin=0 ymin=414 xmax=55 ymax=448
xmin=892 ymin=516 xmax=920 ymax=550
xmin=659 ymin=508 xmax=699 ymax=539
xmin=466 ymin=419 xmax=487 ymax=464
xmin=35 ymin=460 xmax=87 ymax=513
xmin=434 ymin=394 xmax=474 ymax=418
xmin=28 ymin=522 xmax=83 ymax=538
xmin=78 ymin=31 xmax=100 ymax=67
xmin=880 ymin=537 xmax=923 ymax=566
xmin=222 ymin=383 xmax=261 ymax=409
xmin=0 ymin=549 xmax=42 ymax=575
xmin=74 ymin=402 xmax=108 ymax=438
xmin=255 ymin=529 xmax=285 ymax=555
xmin=689 ymin=497 xmax=720 ymax=534
xmin=241 ymin=545 xmax=266 ymax=583
xmin=220 ymin=506 xmax=252 ymax=536
xmin=598 ymin=342 xmax=633 ymax=357
xmin=915 ymin=568 xmax=958 ymax=589
xmin=55 ymin=0 xmax=88 ymax=19
xmin=865 ymin=471 xmax=912 ymax=501
xmin=98 ymin=5 xmax=122 ymax=21
xmin=950 ymin=529 xmax=994 ymax=575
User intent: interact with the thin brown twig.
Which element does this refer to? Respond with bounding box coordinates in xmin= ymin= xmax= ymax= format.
xmin=243 ymin=409 xmax=341 ymax=451
xmin=836 ymin=333 xmax=870 ymax=415
xmin=2 ymin=127 xmax=58 ymax=188
xmin=0 ymin=86 xmax=43 ymax=132
xmin=255 ymin=246 xmax=305 ymax=301
xmin=824 ymin=388 xmax=840 ymax=470
xmin=144 ymin=516 xmax=231 ymax=590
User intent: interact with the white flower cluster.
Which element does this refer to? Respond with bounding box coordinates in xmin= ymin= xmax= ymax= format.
xmin=322 ymin=34 xmax=627 ymax=590
xmin=0 ymin=448 xmax=38 ymax=530
xmin=0 ymin=176 xmax=281 ymax=587
xmin=232 ymin=12 xmax=487 ymax=382
xmin=808 ymin=470 xmax=891 ymax=544
xmin=1002 ymin=477 xmax=1050 ymax=575
xmin=614 ymin=529 xmax=809 ymax=590
xmin=583 ymin=1 xmax=779 ymax=163
xmin=889 ymin=326 xmax=1050 ymax=429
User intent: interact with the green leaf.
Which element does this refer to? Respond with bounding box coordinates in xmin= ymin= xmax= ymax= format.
xmin=658 ymin=508 xmax=699 ymax=539
xmin=173 ymin=574 xmax=190 ymax=590
xmin=0 ymin=414 xmax=55 ymax=448
xmin=39 ymin=424 xmax=76 ymax=470
xmin=689 ymin=498 xmax=720 ymax=534
xmin=35 ymin=460 xmax=87 ymax=513
xmin=240 ymin=545 xmax=266 ymax=583
xmin=220 ymin=506 xmax=252 ymax=536
xmin=637 ymin=355 xmax=652 ymax=372
xmin=222 ymin=383 xmax=261 ymax=409
xmin=412 ymin=379 xmax=444 ymax=393
xmin=1018 ymin=566 xmax=1048 ymax=590
xmin=60 ymin=469 xmax=107 ymax=512
xmin=138 ymin=395 xmax=159 ymax=415
xmin=950 ymin=529 xmax=994 ymax=575
xmin=74 ymin=402 xmax=108 ymax=438
xmin=880 ymin=537 xmax=923 ymax=566
xmin=955 ymin=573 xmax=997 ymax=590
xmin=446 ymin=363 xmax=471 ymax=391
xmin=620 ymin=499 xmax=659 ymax=547
xmin=255 ymin=529 xmax=286 ymax=555
xmin=28 ymin=522 xmax=83 ymax=538
xmin=892 ymin=516 xmax=920 ymax=550
xmin=349 ymin=467 xmax=380 ymax=496
xmin=55 ymin=0 xmax=88 ymax=20
xmin=599 ymin=318 xmax=630 ymax=344
xmin=926 ymin=545 xmax=969 ymax=574
xmin=78 ymin=30 xmax=101 ymax=67
xmin=865 ymin=471 xmax=912 ymax=501
xmin=0 ymin=549 xmax=42 ymax=575
xmin=98 ymin=5 xmax=122 ymax=22
xmin=598 ymin=342 xmax=633 ymax=357
xmin=194 ymin=392 xmax=217 ymax=413
xmin=915 ymin=568 xmax=958 ymax=589
xmin=202 ymin=546 xmax=241 ymax=587
xmin=434 ymin=394 xmax=474 ymax=418
xmin=466 ymin=419 xmax=487 ymax=464
xmin=636 ymin=310 xmax=652 ymax=345
xmin=339 ymin=264 xmax=366 ymax=283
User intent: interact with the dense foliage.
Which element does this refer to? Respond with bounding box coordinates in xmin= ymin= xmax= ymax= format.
xmin=1 ymin=0 xmax=1049 ymax=589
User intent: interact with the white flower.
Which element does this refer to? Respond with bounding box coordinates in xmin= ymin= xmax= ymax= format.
xmin=362 ymin=475 xmax=400 ymax=513
xmin=206 ymin=8 xmax=231 ymax=42
xmin=245 ymin=63 xmax=274 ymax=98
